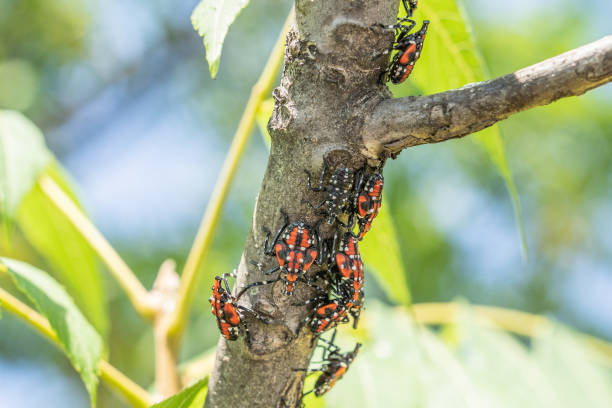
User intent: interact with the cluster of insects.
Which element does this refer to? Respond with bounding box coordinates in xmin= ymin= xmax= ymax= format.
xmin=207 ymin=158 xmax=382 ymax=400
xmin=206 ymin=0 xmax=428 ymax=400
xmin=380 ymin=0 xmax=430 ymax=84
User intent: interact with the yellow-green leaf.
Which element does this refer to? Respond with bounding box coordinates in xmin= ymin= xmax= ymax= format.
xmin=359 ymin=199 xmax=411 ymax=306
xmin=0 ymin=112 xmax=107 ymax=334
xmin=396 ymin=0 xmax=527 ymax=256
xmin=17 ymin=164 xmax=108 ymax=335
xmin=0 ymin=110 xmax=51 ymax=218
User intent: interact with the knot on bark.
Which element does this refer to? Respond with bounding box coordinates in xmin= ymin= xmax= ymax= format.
xmin=269 ymin=83 xmax=296 ymax=133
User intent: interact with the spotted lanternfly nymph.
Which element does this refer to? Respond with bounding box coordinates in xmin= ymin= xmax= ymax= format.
xmin=295 ymin=331 xmax=361 ymax=398
xmin=329 ymin=232 xmax=365 ymax=328
xmin=387 ymin=19 xmax=429 ymax=84
xmin=304 ymin=159 xmax=356 ymax=225
xmin=352 ymin=169 xmax=384 ymax=239
xmin=249 ymin=210 xmax=323 ymax=296
xmin=209 ymin=271 xmax=269 ymax=341
xmin=378 ymin=0 xmax=429 ymax=85
xmin=308 ymin=297 xmax=350 ymax=334
xmin=404 ymin=0 xmax=419 ymax=17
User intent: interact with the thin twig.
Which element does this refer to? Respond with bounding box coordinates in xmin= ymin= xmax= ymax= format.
xmin=167 ymin=8 xmax=294 ymax=341
xmin=0 ymin=286 xmax=152 ymax=408
xmin=151 ymin=260 xmax=181 ymax=397
xmin=39 ymin=175 xmax=155 ymax=320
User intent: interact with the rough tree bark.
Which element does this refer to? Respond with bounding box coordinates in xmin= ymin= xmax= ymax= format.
xmin=205 ymin=1 xmax=612 ymax=407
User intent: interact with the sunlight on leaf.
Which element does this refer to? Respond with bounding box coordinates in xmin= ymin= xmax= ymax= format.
xmin=17 ymin=164 xmax=108 ymax=336
xmin=150 ymin=377 xmax=208 ymax=408
xmin=359 ymin=199 xmax=411 ymax=306
xmin=1 ymin=257 xmax=104 ymax=408
xmin=191 ymin=0 xmax=250 ymax=79
xmin=0 ymin=110 xmax=51 ymax=219
xmin=0 ymin=113 xmax=106 ymax=333
xmin=395 ymin=0 xmax=527 ymax=257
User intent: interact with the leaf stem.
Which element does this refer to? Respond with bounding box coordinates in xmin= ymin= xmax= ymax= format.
xmin=38 ymin=175 xmax=155 ymax=320
xmin=167 ymin=8 xmax=294 ymax=340
xmin=0 ymin=284 xmax=152 ymax=408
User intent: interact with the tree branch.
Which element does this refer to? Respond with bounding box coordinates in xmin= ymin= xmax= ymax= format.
xmin=205 ymin=1 xmax=397 ymax=407
xmin=361 ymin=35 xmax=612 ymax=159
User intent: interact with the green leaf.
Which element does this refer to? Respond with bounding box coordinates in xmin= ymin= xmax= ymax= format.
xmin=324 ymin=303 xmax=484 ymax=408
xmin=150 ymin=377 xmax=209 ymax=408
xmin=397 ymin=0 xmax=527 ymax=256
xmin=1 ymin=257 xmax=104 ymax=408
xmin=359 ymin=198 xmax=411 ymax=305
xmin=533 ymin=324 xmax=612 ymax=408
xmin=0 ymin=110 xmax=51 ymax=218
xmin=321 ymin=302 xmax=612 ymax=408
xmin=0 ymin=112 xmax=106 ymax=333
xmin=191 ymin=0 xmax=250 ymax=79
xmin=16 ymin=164 xmax=108 ymax=336
xmin=452 ymin=306 xmax=559 ymax=407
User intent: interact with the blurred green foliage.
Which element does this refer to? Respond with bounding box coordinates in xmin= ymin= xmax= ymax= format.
xmin=310 ymin=302 xmax=612 ymax=408
xmin=0 ymin=0 xmax=88 ymax=117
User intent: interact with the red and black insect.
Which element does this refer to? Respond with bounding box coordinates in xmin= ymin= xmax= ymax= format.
xmin=296 ymin=235 xmax=365 ymax=333
xmin=250 ymin=210 xmax=323 ymax=296
xmin=209 ymin=271 xmax=268 ymax=341
xmin=352 ymin=169 xmax=384 ymax=239
xmin=383 ymin=19 xmax=429 ymax=84
xmin=379 ymin=0 xmax=429 ymax=84
xmin=404 ymin=0 xmax=419 ymax=17
xmin=308 ymin=298 xmax=350 ymax=334
xmin=294 ymin=289 xmax=350 ymax=335
xmin=296 ymin=332 xmax=361 ymax=398
xmin=329 ymin=232 xmax=365 ymax=328
xmin=304 ymin=159 xmax=356 ymax=225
